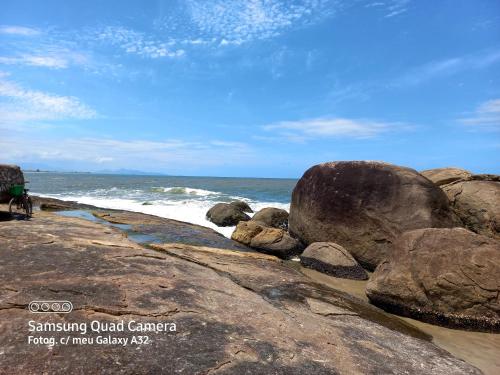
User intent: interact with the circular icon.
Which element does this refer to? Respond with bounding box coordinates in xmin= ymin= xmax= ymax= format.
xmin=29 ymin=302 xmax=39 ymax=312
xmin=41 ymin=303 xmax=50 ymax=311
xmin=51 ymin=303 xmax=61 ymax=312
xmin=61 ymin=303 xmax=71 ymax=312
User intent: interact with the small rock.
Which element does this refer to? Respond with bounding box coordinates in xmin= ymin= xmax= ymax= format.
xmin=252 ymin=207 xmax=289 ymax=229
xmin=250 ymin=227 xmax=303 ymax=259
xmin=206 ymin=203 xmax=251 ymax=227
xmin=300 ymin=242 xmax=368 ymax=280
xmin=231 ymin=221 xmax=265 ymax=245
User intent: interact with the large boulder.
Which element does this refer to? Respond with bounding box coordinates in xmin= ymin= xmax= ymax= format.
xmin=300 ymin=242 xmax=368 ymax=280
xmin=229 ymin=200 xmax=253 ymax=213
xmin=421 ymin=167 xmax=472 ymax=186
xmin=251 ymin=207 xmax=289 ymax=229
xmin=443 ymin=178 xmax=500 ymax=239
xmin=0 ymin=164 xmax=24 ymax=203
xmin=206 ymin=202 xmax=251 ymax=227
xmin=366 ymin=228 xmax=500 ymax=331
xmin=231 ymin=221 xmax=302 ymax=259
xmin=289 ymin=161 xmax=458 ymax=270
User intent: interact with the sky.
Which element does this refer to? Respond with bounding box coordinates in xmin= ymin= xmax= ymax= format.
xmin=0 ymin=0 xmax=499 ymax=178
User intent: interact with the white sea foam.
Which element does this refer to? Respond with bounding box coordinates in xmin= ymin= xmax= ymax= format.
xmin=150 ymin=186 xmax=219 ymax=196
xmin=36 ymin=193 xmax=290 ymax=238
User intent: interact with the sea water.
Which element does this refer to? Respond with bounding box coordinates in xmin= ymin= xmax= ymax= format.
xmin=25 ymin=172 xmax=296 ymax=237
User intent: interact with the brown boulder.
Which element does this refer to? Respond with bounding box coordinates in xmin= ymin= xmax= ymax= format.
xmin=251 ymin=207 xmax=289 ymax=229
xmin=206 ymin=202 xmax=251 ymax=227
xmin=289 ymin=161 xmax=458 ymax=270
xmin=231 ymin=221 xmax=265 ymax=245
xmin=229 ymin=200 xmax=253 ymax=213
xmin=250 ymin=227 xmax=303 ymax=259
xmin=231 ymin=221 xmax=302 ymax=259
xmin=443 ymin=179 xmax=500 ymax=239
xmin=421 ymin=167 xmax=472 ymax=186
xmin=0 ymin=164 xmax=24 ymax=203
xmin=366 ymin=228 xmax=500 ymax=331
xmin=300 ymin=242 xmax=368 ymax=280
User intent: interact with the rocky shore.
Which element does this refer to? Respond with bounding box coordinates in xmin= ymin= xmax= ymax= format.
xmin=0 ymin=161 xmax=498 ymax=374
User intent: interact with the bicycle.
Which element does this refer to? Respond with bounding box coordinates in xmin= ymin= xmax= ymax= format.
xmin=8 ymin=184 xmax=33 ymax=219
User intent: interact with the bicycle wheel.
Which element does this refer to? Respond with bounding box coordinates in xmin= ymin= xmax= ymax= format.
xmin=8 ymin=197 xmax=24 ymax=216
xmin=24 ymin=196 xmax=33 ymax=218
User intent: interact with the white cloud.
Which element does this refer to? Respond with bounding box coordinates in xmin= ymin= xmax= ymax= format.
xmin=459 ymin=99 xmax=500 ymax=130
xmin=384 ymin=0 xmax=410 ymax=18
xmin=0 ymin=55 xmax=69 ymax=69
xmin=95 ymin=26 xmax=185 ymax=59
xmin=0 ymin=78 xmax=96 ymax=123
xmin=395 ymin=49 xmax=500 ymax=86
xmin=0 ymin=25 xmax=40 ymax=36
xmin=184 ymin=0 xmax=334 ymax=45
xmin=0 ymin=136 xmax=255 ymax=170
xmin=263 ymin=117 xmax=399 ymax=141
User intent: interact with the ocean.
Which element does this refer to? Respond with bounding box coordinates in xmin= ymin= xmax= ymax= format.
xmin=25 ymin=172 xmax=297 ymax=237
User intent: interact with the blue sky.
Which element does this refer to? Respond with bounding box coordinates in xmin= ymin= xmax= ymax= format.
xmin=0 ymin=0 xmax=499 ymax=177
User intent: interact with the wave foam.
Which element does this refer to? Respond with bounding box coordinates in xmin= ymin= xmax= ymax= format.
xmin=150 ymin=186 xmax=219 ymax=196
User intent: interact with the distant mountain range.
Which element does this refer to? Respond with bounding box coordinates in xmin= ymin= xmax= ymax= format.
xmin=20 ymin=163 xmax=168 ymax=176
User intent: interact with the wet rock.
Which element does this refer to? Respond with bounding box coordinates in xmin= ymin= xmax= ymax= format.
xmin=443 ymin=179 xmax=500 ymax=239
xmin=92 ymin=210 xmax=250 ymax=251
xmin=206 ymin=203 xmax=251 ymax=227
xmin=229 ymin=200 xmax=253 ymax=213
xmin=249 ymin=227 xmax=303 ymax=259
xmin=251 ymin=207 xmax=289 ymax=229
xmin=289 ymin=161 xmax=458 ymax=270
xmin=0 ymin=208 xmax=482 ymax=374
xmin=421 ymin=167 xmax=472 ymax=186
xmin=367 ymin=228 xmax=500 ymax=332
xmin=300 ymin=242 xmax=368 ymax=280
xmin=0 ymin=164 xmax=24 ymax=203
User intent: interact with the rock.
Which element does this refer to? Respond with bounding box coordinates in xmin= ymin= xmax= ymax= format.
xmin=250 ymin=227 xmax=303 ymax=259
xmin=300 ymin=242 xmax=368 ymax=280
xmin=251 ymin=207 xmax=289 ymax=229
xmin=92 ymin=210 xmax=251 ymax=251
xmin=229 ymin=200 xmax=253 ymax=213
xmin=366 ymin=228 xmax=500 ymax=332
xmin=231 ymin=221 xmax=303 ymax=259
xmin=0 ymin=207 xmax=483 ymax=374
xmin=206 ymin=203 xmax=251 ymax=227
xmin=0 ymin=164 xmax=24 ymax=203
xmin=33 ymin=196 xmax=250 ymax=251
xmin=231 ymin=221 xmax=265 ymax=245
xmin=289 ymin=161 xmax=458 ymax=270
xmin=421 ymin=167 xmax=472 ymax=186
xmin=443 ymin=179 xmax=500 ymax=239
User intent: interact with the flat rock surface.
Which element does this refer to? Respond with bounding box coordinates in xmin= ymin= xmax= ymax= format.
xmin=0 ymin=209 xmax=482 ymax=374
xmin=367 ymin=228 xmax=500 ymax=331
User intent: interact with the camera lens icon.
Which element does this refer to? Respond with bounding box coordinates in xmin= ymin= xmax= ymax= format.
xmin=29 ymin=300 xmax=73 ymax=313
